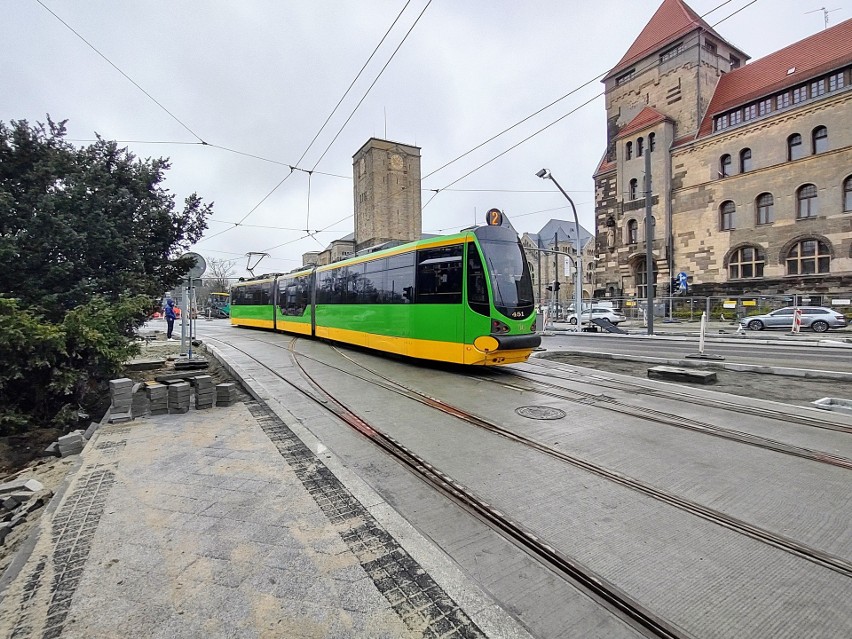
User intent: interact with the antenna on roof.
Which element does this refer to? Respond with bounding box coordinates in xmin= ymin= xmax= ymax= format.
xmin=805 ymin=7 xmax=842 ymax=29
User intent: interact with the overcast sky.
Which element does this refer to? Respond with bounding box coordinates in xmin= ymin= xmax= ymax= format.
xmin=3 ymin=0 xmax=844 ymax=278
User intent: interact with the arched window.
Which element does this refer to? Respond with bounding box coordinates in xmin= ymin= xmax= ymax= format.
xmin=648 ymin=132 xmax=656 ymax=151
xmin=528 ymin=263 xmax=536 ymax=285
xmin=812 ymin=126 xmax=828 ymax=154
xmin=720 ymin=154 xmax=732 ymax=177
xmin=756 ymin=193 xmax=774 ymax=225
xmin=740 ymin=148 xmax=752 ymax=172
xmin=637 ymin=137 xmax=644 ymax=157
xmin=627 ymin=219 xmax=638 ymax=244
xmin=720 ymin=201 xmax=735 ymax=230
xmin=786 ymin=239 xmax=830 ymax=275
xmin=788 ymin=133 xmax=804 ymax=161
xmin=625 ymin=141 xmax=633 ymax=160
xmin=586 ymin=263 xmax=594 ymax=284
xmin=629 ymin=178 xmax=638 ymax=200
xmin=845 ymin=176 xmax=852 ymax=212
xmin=797 ymin=184 xmax=819 ymax=219
xmin=729 ymin=246 xmax=765 ymax=279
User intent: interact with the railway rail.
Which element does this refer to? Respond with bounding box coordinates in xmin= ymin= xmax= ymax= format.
xmin=207 ymin=334 xmax=689 ymax=638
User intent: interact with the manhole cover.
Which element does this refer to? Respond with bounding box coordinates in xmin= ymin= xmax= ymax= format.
xmin=515 ymin=406 xmax=566 ymax=420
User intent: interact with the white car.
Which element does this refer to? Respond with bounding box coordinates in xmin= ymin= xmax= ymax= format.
xmin=566 ymin=308 xmax=627 ymax=325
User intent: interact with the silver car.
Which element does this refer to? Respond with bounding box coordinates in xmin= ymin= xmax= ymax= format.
xmin=567 ymin=308 xmax=627 ymax=326
xmin=741 ymin=306 xmax=848 ymax=333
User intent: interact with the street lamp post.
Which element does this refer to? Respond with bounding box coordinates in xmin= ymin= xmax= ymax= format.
xmin=536 ymin=169 xmax=583 ymax=332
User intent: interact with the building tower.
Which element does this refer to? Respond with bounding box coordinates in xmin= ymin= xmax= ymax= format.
xmin=352 ymin=138 xmax=422 ymax=253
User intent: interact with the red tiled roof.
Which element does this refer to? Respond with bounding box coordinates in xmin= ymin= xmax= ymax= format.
xmin=605 ymin=0 xmax=731 ymax=80
xmin=615 ymin=107 xmax=671 ymax=139
xmin=697 ymin=18 xmax=852 ymax=137
xmin=594 ymin=158 xmax=616 ymax=176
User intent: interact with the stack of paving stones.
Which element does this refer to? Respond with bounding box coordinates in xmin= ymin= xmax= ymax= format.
xmin=108 ymin=377 xmax=134 ymax=424
xmin=145 ymin=382 xmax=169 ymax=415
xmin=215 ymin=382 xmax=238 ymax=407
xmin=56 ymin=430 xmax=85 ymax=457
xmin=130 ymin=382 xmax=150 ymax=418
xmin=0 ymin=477 xmax=52 ymax=546
xmin=168 ymin=381 xmax=191 ymax=414
xmin=192 ymin=375 xmax=215 ymax=410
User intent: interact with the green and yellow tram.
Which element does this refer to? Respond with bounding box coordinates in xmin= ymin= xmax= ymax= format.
xmin=229 ymin=210 xmax=540 ymax=365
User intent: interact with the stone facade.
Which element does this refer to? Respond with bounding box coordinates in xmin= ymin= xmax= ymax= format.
xmin=521 ymin=221 xmax=595 ymax=308
xmin=594 ymin=0 xmax=852 ymax=302
xmin=352 ymin=138 xmax=422 ymax=253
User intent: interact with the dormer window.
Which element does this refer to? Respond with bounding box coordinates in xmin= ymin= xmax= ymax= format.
xmin=730 ymin=55 xmax=741 ymax=69
xmin=616 ymin=69 xmax=635 ymax=86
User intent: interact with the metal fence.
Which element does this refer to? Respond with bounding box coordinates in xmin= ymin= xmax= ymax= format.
xmin=590 ymin=294 xmax=852 ymax=322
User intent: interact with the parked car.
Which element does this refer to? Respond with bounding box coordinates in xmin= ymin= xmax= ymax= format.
xmin=566 ymin=308 xmax=627 ymax=325
xmin=740 ymin=306 xmax=848 ymax=333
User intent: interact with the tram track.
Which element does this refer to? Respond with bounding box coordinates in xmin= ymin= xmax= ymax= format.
xmin=212 ymin=332 xmax=852 ymax=580
xmin=463 ymin=369 xmax=852 ymax=470
xmin=515 ymin=359 xmax=852 ymax=435
xmin=207 ymin=334 xmax=690 ymax=639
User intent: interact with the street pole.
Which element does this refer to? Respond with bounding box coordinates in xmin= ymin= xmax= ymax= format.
xmin=644 ymin=149 xmax=654 ymax=335
xmin=536 ymin=169 xmax=582 ymax=332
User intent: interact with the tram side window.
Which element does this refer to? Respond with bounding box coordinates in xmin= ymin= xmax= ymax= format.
xmin=279 ymin=277 xmax=309 ymax=315
xmin=316 ymin=271 xmax=334 ymax=304
xmin=416 ymin=245 xmax=463 ymax=304
xmin=466 ymin=243 xmax=490 ymax=316
xmin=358 ymin=258 xmax=386 ymax=303
xmin=231 ymin=287 xmax=245 ymax=305
xmin=385 ymin=252 xmax=415 ymax=303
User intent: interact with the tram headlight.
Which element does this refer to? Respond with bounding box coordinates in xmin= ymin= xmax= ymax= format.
xmin=491 ymin=319 xmax=510 ymax=334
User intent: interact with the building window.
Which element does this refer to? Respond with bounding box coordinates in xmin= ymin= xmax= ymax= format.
xmin=786 ymin=239 xmax=830 ymax=275
xmin=730 ymin=110 xmax=742 ymax=125
xmin=758 ymin=98 xmax=772 ymax=116
xmin=792 ymin=85 xmax=808 ymax=104
xmin=660 ymin=43 xmax=683 ymax=62
xmin=637 ymin=137 xmax=644 ymax=157
xmin=720 ymin=154 xmax=732 ymax=177
xmin=714 ymin=114 xmax=729 ymax=131
xmin=756 ymin=193 xmax=774 ymax=225
xmin=729 ymin=246 xmax=765 ymax=279
xmin=730 ymin=55 xmax=741 ymax=69
xmin=811 ymin=79 xmax=826 ymax=97
xmin=777 ymin=92 xmax=791 ymax=109
xmin=627 ymin=219 xmax=638 ymax=244
xmin=829 ymin=71 xmax=845 ymax=91
xmin=845 ymin=176 xmax=852 ymax=212
xmin=797 ymin=184 xmax=819 ymax=219
xmin=812 ymin=126 xmax=828 ymax=154
xmin=704 ymin=40 xmax=717 ymax=54
xmin=788 ymin=134 xmax=804 ymax=161
xmin=626 ymin=141 xmax=633 ymax=160
xmin=740 ymin=148 xmax=752 ymax=172
xmin=629 ymin=179 xmax=638 ymax=200
xmin=744 ymin=104 xmax=757 ymax=121
xmin=720 ymin=201 xmax=736 ymax=230
xmin=616 ymin=69 xmax=635 ymax=86
xmin=648 ymin=132 xmax=655 ymax=151
xmin=634 ymin=258 xmax=657 ymax=298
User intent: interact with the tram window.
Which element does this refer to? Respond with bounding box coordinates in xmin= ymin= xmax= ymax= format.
xmin=359 ymin=258 xmax=386 ymax=303
xmin=385 ymin=252 xmax=415 ymax=304
xmin=258 ymin=283 xmax=272 ymax=305
xmin=340 ymin=264 xmax=362 ymax=303
xmin=279 ymin=277 xmax=308 ymax=315
xmin=316 ymin=271 xmax=334 ymax=304
xmin=466 ymin=242 xmax=490 ymax=316
xmin=416 ymin=245 xmax=463 ymax=304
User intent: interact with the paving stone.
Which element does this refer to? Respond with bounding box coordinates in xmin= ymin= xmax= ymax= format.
xmin=0 ymin=478 xmax=44 ymax=495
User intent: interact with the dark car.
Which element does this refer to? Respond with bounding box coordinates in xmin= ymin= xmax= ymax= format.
xmin=740 ymin=306 xmax=848 ymax=333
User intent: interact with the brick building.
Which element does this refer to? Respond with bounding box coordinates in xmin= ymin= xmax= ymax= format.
xmin=593 ymin=0 xmax=852 ymax=302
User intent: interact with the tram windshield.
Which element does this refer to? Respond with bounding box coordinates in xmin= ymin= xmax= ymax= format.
xmin=475 ymin=226 xmax=535 ymax=318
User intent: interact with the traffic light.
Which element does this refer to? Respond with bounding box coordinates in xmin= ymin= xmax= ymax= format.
xmin=554 ymin=281 xmax=561 ymax=292
xmin=546 ymin=284 xmax=553 ymax=292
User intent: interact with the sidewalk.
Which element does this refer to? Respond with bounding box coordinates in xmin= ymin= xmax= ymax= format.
xmin=0 ymin=383 xmax=529 ymax=637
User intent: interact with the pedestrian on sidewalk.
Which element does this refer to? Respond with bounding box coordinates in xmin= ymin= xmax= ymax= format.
xmin=164 ymin=298 xmax=177 ymax=341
